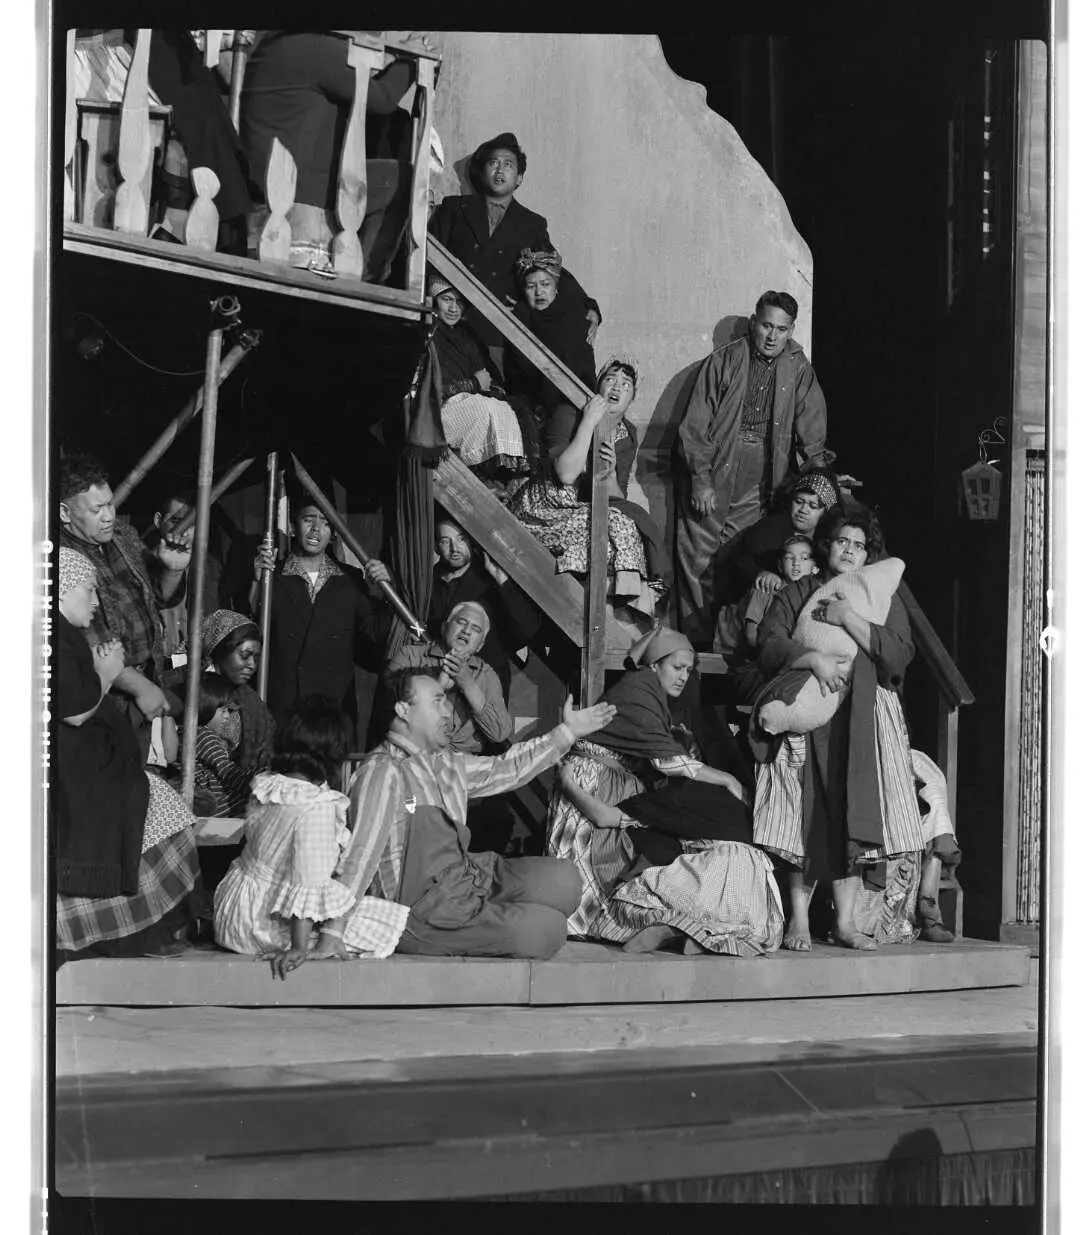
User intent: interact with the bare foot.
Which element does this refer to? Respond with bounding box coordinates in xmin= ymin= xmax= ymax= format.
xmin=781 ymin=931 xmax=812 ymax=952
xmin=624 ymin=924 xmax=681 ymax=953
xmin=833 ymin=925 xmax=878 ymax=951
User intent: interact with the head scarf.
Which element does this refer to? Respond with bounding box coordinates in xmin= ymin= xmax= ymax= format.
xmin=201 ymin=609 xmax=258 ymax=667
xmin=597 ymin=354 xmax=640 ymax=393
xmin=790 ymin=468 xmax=840 ymax=511
xmin=428 ymin=274 xmax=453 ymax=301
xmin=515 ymin=248 xmax=562 ymax=281
xmin=625 ymin=624 xmax=695 ymax=668
xmin=58 ymin=546 xmax=97 ymax=599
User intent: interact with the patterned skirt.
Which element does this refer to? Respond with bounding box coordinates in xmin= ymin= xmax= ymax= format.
xmin=56 ymin=772 xmax=199 ymax=954
xmin=441 ymin=392 xmax=530 ymax=471
xmin=547 ymin=742 xmax=783 ymax=955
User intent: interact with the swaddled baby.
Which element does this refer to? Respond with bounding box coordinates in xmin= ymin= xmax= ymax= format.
xmin=754 ymin=557 xmax=905 ymax=735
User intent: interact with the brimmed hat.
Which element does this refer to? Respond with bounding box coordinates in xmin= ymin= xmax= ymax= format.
xmin=468 ymin=132 xmax=526 ymax=190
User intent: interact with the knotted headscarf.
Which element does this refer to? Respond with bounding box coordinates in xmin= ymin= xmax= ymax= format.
xmin=58 ymin=546 xmax=97 ymax=599
xmin=597 ymin=353 xmax=640 ymax=393
xmin=201 ymin=608 xmax=258 ymax=668
xmin=791 ymin=467 xmax=840 ymax=511
xmin=514 ymin=248 xmax=562 ymax=280
xmin=624 ymin=624 xmax=695 ymax=668
xmin=428 ymin=274 xmax=453 ymax=301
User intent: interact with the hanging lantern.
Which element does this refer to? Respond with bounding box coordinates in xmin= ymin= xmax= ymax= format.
xmin=961 ymin=459 xmax=1003 ymax=520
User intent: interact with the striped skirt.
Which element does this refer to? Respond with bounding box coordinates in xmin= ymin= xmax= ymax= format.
xmin=441 ymin=392 xmax=529 ymax=469
xmin=753 ymin=686 xmax=925 ymax=869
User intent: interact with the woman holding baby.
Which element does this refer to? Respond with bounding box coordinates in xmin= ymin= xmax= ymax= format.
xmin=750 ymin=500 xmax=924 ymax=953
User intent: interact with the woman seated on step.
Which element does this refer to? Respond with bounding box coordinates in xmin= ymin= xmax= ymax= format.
xmin=429 ymin=274 xmax=539 ymax=487
xmin=55 ymin=548 xmax=200 ymax=965
xmin=750 ymin=501 xmax=926 ymax=952
xmin=198 ymin=610 xmax=276 ymax=780
xmin=546 ymin=625 xmax=783 ymax=955
xmin=507 ymin=355 xmax=671 ymax=623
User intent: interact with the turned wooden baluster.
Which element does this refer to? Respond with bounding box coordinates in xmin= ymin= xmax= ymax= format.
xmin=185 ymin=167 xmax=220 ymax=251
xmin=258 ymin=137 xmax=297 ymax=263
xmin=113 ymin=28 xmax=152 ymax=235
xmin=203 ymin=30 xmax=223 ymax=69
xmin=333 ymin=42 xmax=383 ymax=277
xmin=406 ymin=58 xmax=437 ymax=297
xmin=64 ymin=29 xmax=77 ymax=221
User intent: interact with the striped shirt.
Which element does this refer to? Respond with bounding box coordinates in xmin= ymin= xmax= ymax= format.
xmin=739 ymin=349 xmax=777 ymax=436
xmin=334 ymin=724 xmax=575 ymax=903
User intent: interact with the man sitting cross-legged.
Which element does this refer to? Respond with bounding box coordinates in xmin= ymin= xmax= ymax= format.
xmin=322 ymin=667 xmax=616 ymax=959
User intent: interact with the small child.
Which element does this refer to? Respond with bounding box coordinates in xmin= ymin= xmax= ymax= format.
xmin=193 ymin=672 xmax=251 ymax=818
xmin=715 ymin=534 xmax=819 ymax=656
xmin=213 ymin=695 xmax=409 ymax=978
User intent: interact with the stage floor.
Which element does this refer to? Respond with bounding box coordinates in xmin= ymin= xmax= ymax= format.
xmin=55 ymin=936 xmax=1031 ymax=1008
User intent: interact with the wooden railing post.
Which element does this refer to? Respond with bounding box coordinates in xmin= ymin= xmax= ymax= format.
xmin=333 ymin=41 xmax=384 ymax=277
xmin=581 ymin=425 xmax=609 ymax=704
xmin=406 ymin=58 xmax=436 ymax=297
xmin=113 ymin=28 xmax=152 ymax=235
xmin=258 ymin=138 xmax=297 ymax=264
xmin=185 ymin=167 xmax=220 ymax=251
xmin=256 ymin=451 xmax=279 ymax=701
xmin=936 ymin=695 xmax=960 ymax=836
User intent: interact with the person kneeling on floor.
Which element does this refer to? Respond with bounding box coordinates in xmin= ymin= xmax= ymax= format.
xmin=322 ymin=667 xmax=616 ymax=959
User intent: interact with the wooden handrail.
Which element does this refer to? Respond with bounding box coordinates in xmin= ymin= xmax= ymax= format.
xmin=898 ymin=580 xmax=975 ymax=709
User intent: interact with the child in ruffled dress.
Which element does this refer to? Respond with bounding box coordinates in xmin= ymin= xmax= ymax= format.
xmin=213 ymin=695 xmax=409 ymax=978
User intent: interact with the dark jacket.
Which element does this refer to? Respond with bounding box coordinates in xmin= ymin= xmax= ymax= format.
xmin=427 ymin=562 xmax=542 ymax=698
xmin=266 ymin=563 xmax=393 ymax=725
xmin=504 ymin=280 xmax=597 ymax=413
xmin=429 ymin=194 xmax=600 ymax=347
xmin=676 ymin=335 xmax=829 ymax=513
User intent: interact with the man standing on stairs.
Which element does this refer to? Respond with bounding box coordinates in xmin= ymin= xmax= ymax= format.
xmin=429 ymin=517 xmax=542 ymax=702
xmin=429 ymin=132 xmax=601 ymax=377
xmin=673 ymin=291 xmax=834 ymax=646
xmin=323 ymin=666 xmax=616 ymax=959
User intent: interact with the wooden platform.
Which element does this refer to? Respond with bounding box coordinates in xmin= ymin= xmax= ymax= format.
xmin=55 ymin=938 xmax=1030 ymax=1008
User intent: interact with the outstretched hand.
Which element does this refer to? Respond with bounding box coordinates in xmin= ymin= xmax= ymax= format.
xmin=562 ymin=695 xmax=617 ymax=739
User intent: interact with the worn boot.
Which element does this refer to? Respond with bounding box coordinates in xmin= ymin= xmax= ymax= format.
xmin=918 ymin=895 xmax=955 ymax=943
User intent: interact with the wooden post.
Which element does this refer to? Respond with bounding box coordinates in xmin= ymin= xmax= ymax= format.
xmin=180 ymin=307 xmax=228 ymax=806
xmin=64 ymin=29 xmax=77 ymax=221
xmin=333 ymin=43 xmax=383 ymax=277
xmin=259 ymin=138 xmax=296 ymax=264
xmin=185 ymin=167 xmax=220 ymax=251
xmin=936 ymin=694 xmax=960 ymax=831
xmin=580 ymin=426 xmax=609 ymax=704
xmin=112 ymin=335 xmax=260 ymax=508
xmin=289 ymin=452 xmax=426 ymax=638
xmin=203 ymin=31 xmax=223 ymax=69
xmin=113 ymin=28 xmax=152 ymax=235
xmin=406 ymin=58 xmax=437 ymax=297
xmin=256 ymin=452 xmax=279 ymax=701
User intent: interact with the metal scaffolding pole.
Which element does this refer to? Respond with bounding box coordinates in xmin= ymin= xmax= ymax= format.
xmin=255 ymin=451 xmax=279 ymax=700
xmin=180 ymin=297 xmax=240 ymax=806
xmin=112 ymin=331 xmax=261 ymax=510
xmin=155 ymin=455 xmax=257 ymax=542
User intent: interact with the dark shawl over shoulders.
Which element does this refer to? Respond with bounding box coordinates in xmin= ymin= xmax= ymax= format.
xmin=590 ymin=668 xmax=688 ymax=760
xmin=55 ymin=615 xmax=147 ymax=897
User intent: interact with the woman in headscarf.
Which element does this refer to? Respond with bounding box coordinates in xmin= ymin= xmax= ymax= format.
xmin=725 ymin=465 xmax=842 ymax=603
xmin=428 ymin=274 xmax=539 ymax=483
xmin=546 ymin=625 xmax=783 ymax=955
xmin=751 ymin=501 xmax=925 ymax=952
xmin=503 ymin=248 xmax=597 ymax=416
xmin=55 ymin=547 xmax=199 ymax=964
xmin=199 ymin=609 xmax=276 ymax=777
xmin=508 ymin=355 xmax=671 ymax=622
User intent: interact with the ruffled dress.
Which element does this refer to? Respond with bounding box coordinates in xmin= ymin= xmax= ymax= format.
xmin=213 ymin=771 xmax=409 ymax=957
